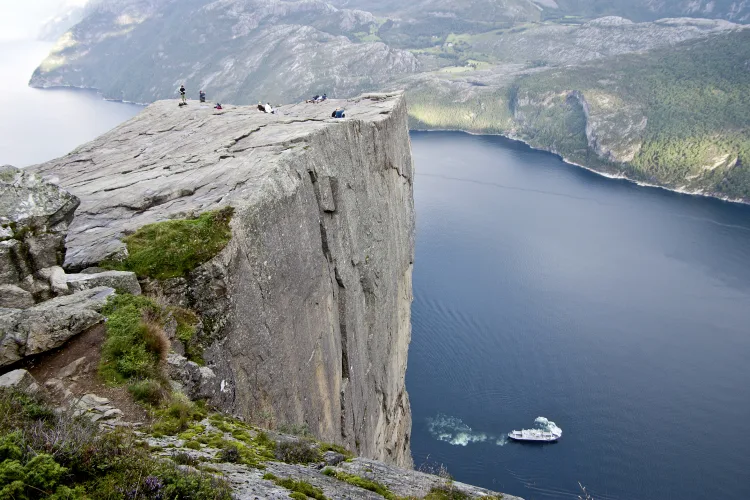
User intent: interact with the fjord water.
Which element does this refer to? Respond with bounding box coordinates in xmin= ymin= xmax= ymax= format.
xmin=0 ymin=41 xmax=141 ymax=167
xmin=408 ymin=131 xmax=750 ymax=500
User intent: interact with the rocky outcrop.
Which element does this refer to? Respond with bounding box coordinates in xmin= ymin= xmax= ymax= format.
xmin=66 ymin=270 xmax=141 ymax=295
xmin=145 ymin=419 xmax=523 ymax=500
xmin=33 ymin=94 xmax=415 ymax=466
xmin=0 ymin=286 xmax=114 ymax=367
xmin=0 ymin=368 xmax=43 ymax=394
xmin=0 ymin=165 xmax=80 ymax=307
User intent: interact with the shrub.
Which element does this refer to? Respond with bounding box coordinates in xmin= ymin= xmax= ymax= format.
xmin=0 ymin=389 xmax=232 ymax=500
xmin=274 ymin=478 xmax=328 ymax=500
xmin=289 ymin=492 xmax=308 ymax=500
xmin=128 ymin=379 xmax=166 ymax=405
xmin=278 ymin=423 xmax=313 ymax=437
xmin=100 ymin=294 xmax=169 ymax=385
xmin=319 ymin=442 xmax=353 ymax=458
xmin=103 ymin=207 xmax=234 ymax=280
xmin=172 ymin=306 xmax=204 ymax=364
xmin=255 ymin=431 xmax=276 ymax=451
xmin=275 ymin=440 xmax=323 ymax=464
xmin=184 ymin=441 xmax=201 ymax=450
xmin=217 ymin=445 xmax=241 ymax=463
xmin=152 ymin=393 xmax=206 ymax=435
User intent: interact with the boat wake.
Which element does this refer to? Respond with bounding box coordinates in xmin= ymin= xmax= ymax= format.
xmin=427 ymin=414 xmax=561 ymax=446
xmin=427 ymin=414 xmax=491 ymax=446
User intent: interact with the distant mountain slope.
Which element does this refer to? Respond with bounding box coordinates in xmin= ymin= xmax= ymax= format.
xmin=407 ymin=29 xmax=750 ymax=201
xmin=28 ymin=0 xmax=750 ymax=201
xmin=331 ymin=0 xmax=750 ymax=23
xmin=553 ymin=0 xmax=750 ymax=23
xmin=30 ymin=0 xmax=419 ymax=103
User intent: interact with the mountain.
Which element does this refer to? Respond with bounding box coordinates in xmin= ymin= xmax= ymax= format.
xmin=30 ymin=0 xmax=419 ymax=104
xmin=29 ymin=0 xmax=750 ymax=201
xmin=407 ymin=29 xmax=750 ymax=200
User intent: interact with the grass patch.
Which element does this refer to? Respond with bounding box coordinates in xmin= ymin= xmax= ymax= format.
xmin=278 ymin=422 xmax=313 ymax=438
xmin=172 ymin=306 xmax=204 ymax=364
xmin=128 ymin=378 xmax=167 ymax=405
xmin=275 ymin=440 xmax=323 ymax=464
xmin=272 ymin=477 xmax=328 ymax=500
xmin=103 ymin=207 xmax=233 ymax=280
xmin=99 ymin=294 xmax=170 ymax=392
xmin=0 ymin=388 xmax=231 ymax=499
xmin=322 ymin=469 xmax=396 ymax=499
xmin=319 ymin=442 xmax=354 ymax=458
xmin=151 ymin=393 xmax=207 ymax=435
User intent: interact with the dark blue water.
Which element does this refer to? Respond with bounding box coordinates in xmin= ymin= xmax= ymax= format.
xmin=407 ymin=131 xmax=750 ymax=500
xmin=0 ymin=40 xmax=142 ymax=167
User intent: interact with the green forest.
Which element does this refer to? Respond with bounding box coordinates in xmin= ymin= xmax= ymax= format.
xmin=407 ymin=29 xmax=750 ymax=200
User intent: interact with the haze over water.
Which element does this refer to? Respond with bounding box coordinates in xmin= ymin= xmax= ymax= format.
xmin=0 ymin=40 xmax=141 ymax=167
xmin=408 ymin=131 xmax=750 ymax=500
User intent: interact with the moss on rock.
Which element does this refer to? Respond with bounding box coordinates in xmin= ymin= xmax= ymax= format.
xmin=103 ymin=207 xmax=233 ymax=280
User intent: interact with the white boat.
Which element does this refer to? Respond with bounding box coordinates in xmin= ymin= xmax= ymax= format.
xmin=508 ymin=417 xmax=562 ymax=442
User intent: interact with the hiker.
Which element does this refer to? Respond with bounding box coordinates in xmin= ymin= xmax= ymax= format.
xmin=266 ymin=103 xmax=275 ymax=114
xmin=214 ymin=103 xmax=223 ymax=110
xmin=258 ymin=101 xmax=267 ymax=112
xmin=332 ymin=108 xmax=345 ymax=119
xmin=321 ymin=93 xmax=327 ymax=102
xmin=199 ymin=90 xmax=206 ymax=102
xmin=178 ymin=84 xmax=187 ymax=104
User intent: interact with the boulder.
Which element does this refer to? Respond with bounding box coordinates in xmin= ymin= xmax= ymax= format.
xmin=0 ymin=165 xmax=79 ymax=303
xmin=57 ymin=356 xmax=89 ymax=379
xmin=0 ymin=368 xmax=42 ymax=394
xmin=0 ymin=286 xmax=114 ymax=367
xmin=66 ymin=270 xmax=141 ymax=295
xmin=72 ymin=393 xmax=124 ymax=425
xmin=167 ymin=353 xmax=220 ymax=400
xmin=37 ymin=266 xmax=71 ymax=296
xmin=0 ymin=284 xmax=35 ymax=308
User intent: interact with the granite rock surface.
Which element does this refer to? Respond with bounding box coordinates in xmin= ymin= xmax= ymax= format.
xmin=33 ymin=94 xmax=415 ymax=466
xmin=0 ymin=286 xmax=114 ymax=367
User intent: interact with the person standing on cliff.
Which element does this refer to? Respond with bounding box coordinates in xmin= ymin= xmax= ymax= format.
xmin=179 ymin=84 xmax=187 ymax=104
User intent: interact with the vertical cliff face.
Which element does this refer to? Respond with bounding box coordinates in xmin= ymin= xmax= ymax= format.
xmin=32 ymin=93 xmax=414 ymax=466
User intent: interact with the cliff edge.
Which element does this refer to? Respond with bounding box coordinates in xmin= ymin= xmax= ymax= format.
xmin=31 ymin=93 xmax=415 ymax=467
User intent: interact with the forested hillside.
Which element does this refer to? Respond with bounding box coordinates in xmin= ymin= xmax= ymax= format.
xmin=515 ymin=29 xmax=750 ymax=198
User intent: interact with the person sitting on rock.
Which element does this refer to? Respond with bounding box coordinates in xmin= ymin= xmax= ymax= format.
xmin=332 ymin=108 xmax=345 ymax=119
xmin=199 ymin=90 xmax=206 ymax=102
xmin=179 ymin=84 xmax=187 ymax=104
xmin=258 ymin=101 xmax=267 ymax=112
xmin=214 ymin=103 xmax=223 ymax=110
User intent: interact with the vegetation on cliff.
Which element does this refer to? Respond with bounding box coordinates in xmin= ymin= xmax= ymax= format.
xmin=103 ymin=208 xmax=233 ymax=280
xmin=0 ymin=389 xmax=232 ymax=500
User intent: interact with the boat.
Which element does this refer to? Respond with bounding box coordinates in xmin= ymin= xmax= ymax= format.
xmin=508 ymin=417 xmax=562 ymax=442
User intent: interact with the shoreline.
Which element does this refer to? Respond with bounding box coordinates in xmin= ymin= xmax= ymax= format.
xmin=25 ymin=81 xmax=750 ymax=206
xmin=411 ymin=127 xmax=749 ymax=206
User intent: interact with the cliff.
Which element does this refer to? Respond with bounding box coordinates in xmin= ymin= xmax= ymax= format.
xmin=31 ymin=93 xmax=415 ymax=467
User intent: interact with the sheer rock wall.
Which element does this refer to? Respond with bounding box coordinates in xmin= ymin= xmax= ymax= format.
xmin=32 ymin=93 xmax=415 ymax=466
